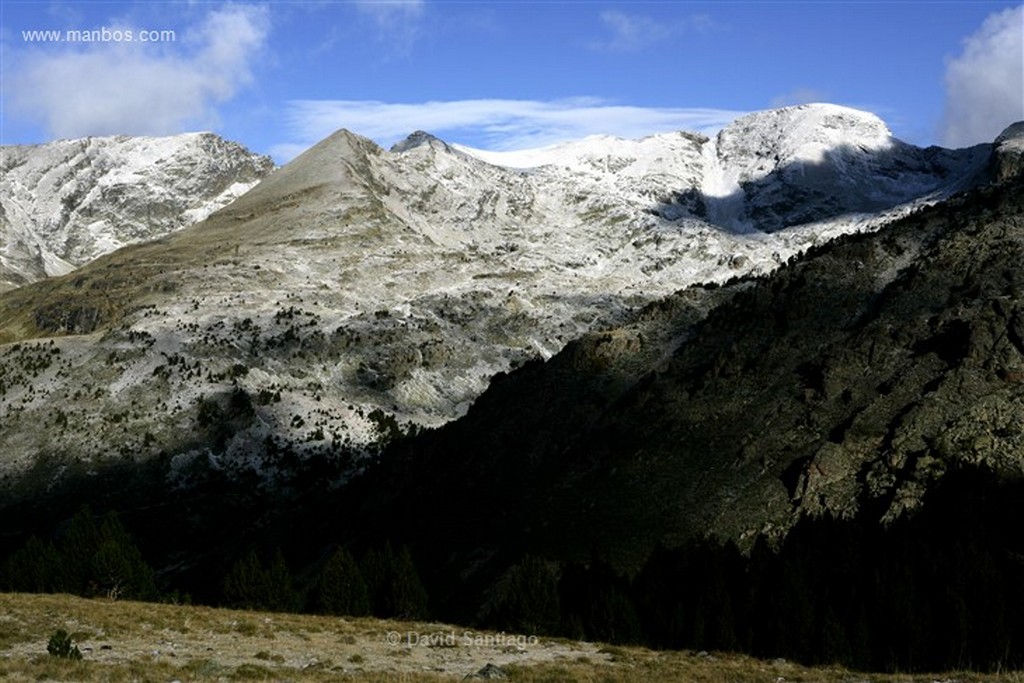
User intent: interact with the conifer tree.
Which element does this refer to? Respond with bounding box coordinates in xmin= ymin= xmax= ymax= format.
xmin=91 ymin=512 xmax=158 ymax=600
xmin=361 ymin=542 xmax=428 ymax=619
xmin=223 ymin=550 xmax=272 ymax=610
xmin=58 ymin=505 xmax=102 ymax=594
xmin=493 ymin=554 xmax=560 ymax=635
xmin=558 ymin=555 xmax=640 ymax=644
xmin=222 ymin=549 xmax=298 ymax=612
xmin=1 ymin=536 xmax=63 ymax=593
xmin=265 ymin=550 xmax=299 ymax=613
xmin=312 ymin=547 xmax=370 ymax=616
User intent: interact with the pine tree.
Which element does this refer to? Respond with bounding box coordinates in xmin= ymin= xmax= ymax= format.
xmin=558 ymin=555 xmax=640 ymax=644
xmin=493 ymin=555 xmax=560 ymax=635
xmin=58 ymin=506 xmax=102 ymax=594
xmin=223 ymin=550 xmax=272 ymax=610
xmin=389 ymin=545 xmax=429 ymax=619
xmin=1 ymin=536 xmax=63 ymax=593
xmin=91 ymin=512 xmax=158 ymax=600
xmin=313 ymin=547 xmax=370 ymax=616
xmin=222 ymin=549 xmax=298 ymax=612
xmin=265 ymin=550 xmax=299 ymax=613
xmin=361 ymin=542 xmax=428 ymax=619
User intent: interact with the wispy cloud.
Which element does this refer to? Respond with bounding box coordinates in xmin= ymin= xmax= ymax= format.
xmin=771 ymin=88 xmax=830 ymax=108
xmin=593 ymin=11 xmax=673 ymax=52
xmin=272 ymin=97 xmax=745 ymax=161
xmin=941 ymin=4 xmax=1024 ymax=147
xmin=8 ymin=4 xmax=269 ymax=139
xmin=590 ymin=10 xmax=717 ymax=52
xmin=354 ymin=0 xmax=425 ymax=23
xmin=353 ymin=0 xmax=426 ymax=55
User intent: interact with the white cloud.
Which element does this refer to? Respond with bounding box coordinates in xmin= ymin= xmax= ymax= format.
xmin=273 ymin=97 xmax=745 ymax=162
xmin=354 ymin=0 xmax=425 ymax=23
xmin=771 ymin=88 xmax=830 ymax=108
xmin=590 ymin=10 xmax=717 ymax=52
xmin=593 ymin=11 xmax=673 ymax=52
xmin=9 ymin=5 xmax=269 ymax=139
xmin=941 ymin=5 xmax=1024 ymax=147
xmin=353 ymin=0 xmax=425 ymax=55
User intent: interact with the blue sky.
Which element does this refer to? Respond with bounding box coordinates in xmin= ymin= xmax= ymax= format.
xmin=1 ymin=1 xmax=1022 ymax=162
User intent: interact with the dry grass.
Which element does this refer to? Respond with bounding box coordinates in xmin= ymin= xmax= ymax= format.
xmin=0 ymin=593 xmax=1021 ymax=682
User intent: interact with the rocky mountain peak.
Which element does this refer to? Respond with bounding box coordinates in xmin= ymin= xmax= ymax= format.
xmin=991 ymin=120 xmax=1024 ymax=182
xmin=706 ymin=103 xmax=991 ymax=232
xmin=220 ymin=129 xmax=385 ymax=218
xmin=721 ymin=103 xmax=893 ymax=152
xmin=390 ymin=130 xmax=450 ymax=154
xmin=0 ymin=132 xmax=274 ymax=291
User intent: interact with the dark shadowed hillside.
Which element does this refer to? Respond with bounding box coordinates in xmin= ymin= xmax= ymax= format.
xmin=333 ymin=155 xmax=1024 ymax=642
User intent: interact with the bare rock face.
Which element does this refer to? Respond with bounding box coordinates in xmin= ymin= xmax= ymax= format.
xmin=991 ymin=121 xmax=1024 ymax=183
xmin=0 ymin=132 xmax=274 ymax=291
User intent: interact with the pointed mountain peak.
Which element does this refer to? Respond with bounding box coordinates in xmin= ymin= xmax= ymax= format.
xmin=390 ymin=130 xmax=452 ymax=154
xmin=296 ymin=128 xmax=383 ymax=160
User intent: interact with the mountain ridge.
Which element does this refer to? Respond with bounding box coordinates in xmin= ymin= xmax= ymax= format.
xmin=0 ymin=105 xmax=1011 ymax=504
xmin=0 ymin=132 xmax=274 ymax=292
xmin=1 ymin=108 xmax=1024 ymax=664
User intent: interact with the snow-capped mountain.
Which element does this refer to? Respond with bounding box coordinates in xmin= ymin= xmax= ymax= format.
xmin=458 ymin=103 xmax=989 ymax=233
xmin=0 ymin=104 xmax=997 ymax=492
xmin=0 ymin=133 xmax=274 ymax=291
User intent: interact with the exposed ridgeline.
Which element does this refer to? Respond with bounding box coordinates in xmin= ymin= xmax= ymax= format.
xmin=0 ymin=133 xmax=274 ymax=292
xmin=344 ymin=121 xmax=1024 ymax=573
xmin=0 ymin=106 xmax=995 ymax=496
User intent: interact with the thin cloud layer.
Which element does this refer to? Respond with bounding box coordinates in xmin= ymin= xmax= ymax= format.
xmin=771 ymin=88 xmax=830 ymax=108
xmin=941 ymin=4 xmax=1024 ymax=147
xmin=593 ymin=11 xmax=674 ymax=52
xmin=274 ymin=98 xmax=745 ymax=161
xmin=354 ymin=0 xmax=425 ymax=24
xmin=10 ymin=5 xmax=269 ymax=139
xmin=353 ymin=0 xmax=426 ymax=55
xmin=590 ymin=10 xmax=716 ymax=52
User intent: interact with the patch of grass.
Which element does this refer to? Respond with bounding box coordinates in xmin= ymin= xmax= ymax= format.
xmin=0 ymin=616 xmax=34 ymax=649
xmin=254 ymin=650 xmax=285 ymax=663
xmin=233 ymin=618 xmax=259 ymax=637
xmin=231 ymin=662 xmax=274 ymax=680
xmin=0 ymin=593 xmax=1020 ymax=683
xmin=182 ymin=658 xmax=225 ymax=677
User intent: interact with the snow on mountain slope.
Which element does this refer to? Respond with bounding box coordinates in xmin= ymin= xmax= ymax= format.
xmin=711 ymin=104 xmax=991 ymax=231
xmin=0 ymin=105 xmax=998 ymax=492
xmin=0 ymin=133 xmax=274 ymax=292
xmin=459 ymin=104 xmax=990 ymax=234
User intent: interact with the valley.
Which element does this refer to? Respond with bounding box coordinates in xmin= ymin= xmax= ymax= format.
xmin=1 ymin=104 xmax=1023 ymax=674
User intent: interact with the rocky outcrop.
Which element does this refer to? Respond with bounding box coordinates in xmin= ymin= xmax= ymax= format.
xmin=0 ymin=132 xmax=274 ymax=291
xmin=991 ymin=121 xmax=1024 ymax=183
